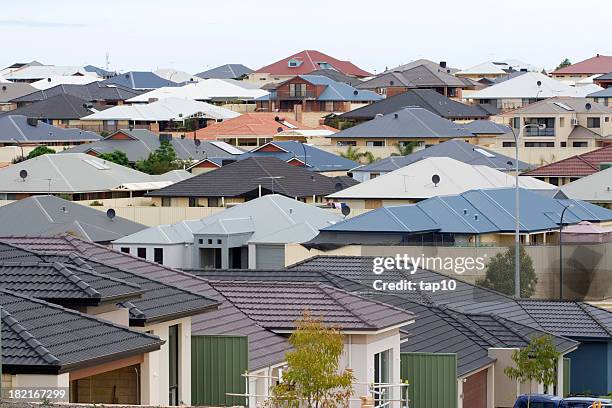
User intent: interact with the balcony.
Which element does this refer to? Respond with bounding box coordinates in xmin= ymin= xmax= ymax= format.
xmin=523 ymin=127 xmax=555 ymax=137
xmin=269 ymin=90 xmax=317 ymax=100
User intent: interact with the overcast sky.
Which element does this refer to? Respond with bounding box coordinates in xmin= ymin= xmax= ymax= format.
xmin=1 ymin=0 xmax=610 ymax=75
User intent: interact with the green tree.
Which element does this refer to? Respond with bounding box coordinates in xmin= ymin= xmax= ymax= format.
xmin=476 ymin=245 xmax=537 ymax=298
xmin=390 ymin=142 xmax=418 ymax=156
xmin=98 ymin=150 xmax=129 ymax=167
xmin=339 ymin=146 xmax=378 ymax=164
xmin=504 ymin=335 xmax=561 ymax=408
xmin=27 ymin=146 xmax=56 ymax=159
xmin=555 ymin=58 xmax=571 ymax=71
xmin=266 ymin=311 xmax=354 ymax=408
xmin=135 ymin=140 xmax=185 ymax=174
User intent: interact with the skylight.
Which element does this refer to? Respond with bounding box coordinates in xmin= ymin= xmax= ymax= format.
xmin=474 ymin=148 xmax=495 ymax=158
xmin=553 ymin=102 xmax=574 ymax=111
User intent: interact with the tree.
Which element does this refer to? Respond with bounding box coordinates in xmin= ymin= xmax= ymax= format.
xmin=135 ymin=140 xmax=185 ymax=174
xmin=27 ymin=146 xmax=56 ymax=159
xmin=504 ymin=335 xmax=561 ymax=408
xmin=555 ymin=58 xmax=571 ymax=71
xmin=266 ymin=311 xmax=354 ymax=408
xmin=339 ymin=146 xmax=378 ymax=164
xmin=390 ymin=142 xmax=418 ymax=156
xmin=476 ymin=245 xmax=537 ymax=298
xmin=98 ymin=150 xmax=129 ymax=167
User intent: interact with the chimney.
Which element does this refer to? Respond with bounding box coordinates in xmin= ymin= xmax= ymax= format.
xmin=439 ymin=61 xmax=447 ymax=68
xmin=294 ymin=104 xmax=303 ymax=124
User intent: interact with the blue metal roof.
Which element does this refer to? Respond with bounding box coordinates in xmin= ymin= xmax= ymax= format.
xmin=324 ymin=188 xmax=612 ymax=234
xmin=101 ymin=72 xmax=181 ymax=89
xmin=259 ymin=75 xmax=382 ymax=102
xmin=588 ymin=87 xmax=612 ymax=98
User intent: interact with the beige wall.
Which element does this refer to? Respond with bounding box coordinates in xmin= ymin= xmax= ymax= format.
xmin=487 ymin=145 xmax=596 ymax=166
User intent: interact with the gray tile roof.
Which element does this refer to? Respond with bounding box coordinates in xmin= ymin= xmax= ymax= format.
xmin=1 ymin=289 xmax=163 ymax=373
xmin=0 ymin=82 xmax=38 ymax=103
xmin=196 ymin=64 xmax=253 ymax=79
xmin=461 ymin=120 xmax=511 ymax=135
xmin=101 ymin=72 xmax=181 ymax=89
xmin=11 ymin=82 xmax=142 ymax=104
xmin=357 ymin=65 xmax=467 ymax=90
xmin=147 ymin=156 xmax=358 ymax=198
xmin=0 ymin=115 xmax=100 ymax=144
xmin=0 ymin=195 xmax=146 ymax=243
xmin=306 ymin=69 xmax=363 ymax=87
xmin=0 ymin=94 xmax=94 ymax=120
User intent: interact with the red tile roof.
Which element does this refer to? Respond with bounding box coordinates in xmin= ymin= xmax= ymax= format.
xmin=552 ymin=55 xmax=612 ymax=75
xmin=522 ymin=145 xmax=612 ymax=177
xmin=253 ymin=50 xmax=371 ymax=77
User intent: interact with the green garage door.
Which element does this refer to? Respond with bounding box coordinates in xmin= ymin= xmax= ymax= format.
xmin=191 ymin=335 xmax=248 ymax=406
xmin=401 ymin=352 xmax=458 ymax=408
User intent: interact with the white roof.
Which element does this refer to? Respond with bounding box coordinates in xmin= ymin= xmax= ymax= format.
xmin=81 ymin=97 xmax=241 ymax=121
xmin=275 ymin=129 xmax=336 ymax=137
xmin=127 ymin=78 xmax=269 ymax=102
xmin=0 ymin=76 xmax=9 ymax=83
xmin=30 ymin=75 xmax=103 ymax=90
xmin=3 ymin=65 xmax=97 ymax=81
xmin=457 ymin=59 xmax=539 ymax=76
xmin=561 ymin=167 xmax=612 ymax=203
xmin=328 ymin=157 xmax=555 ymax=200
xmin=113 ymin=194 xmax=342 ymax=245
xmin=463 ymin=72 xmax=601 ymax=100
xmin=0 ymin=153 xmax=189 ymax=194
xmin=154 ymin=68 xmax=204 ymax=83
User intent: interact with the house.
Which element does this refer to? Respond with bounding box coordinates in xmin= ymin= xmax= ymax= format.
xmin=588 ymin=86 xmax=612 ymax=108
xmin=521 ymin=144 xmax=612 ymax=186
xmin=83 ymin=64 xmax=117 ymax=79
xmin=461 ymin=120 xmax=512 ymax=138
xmin=0 ymin=195 xmax=146 ymax=243
xmin=327 ymin=157 xmax=554 ymax=209
xmin=456 ymin=59 xmax=540 ymax=81
xmin=306 ymin=68 xmax=364 ymax=86
xmin=327 ymin=107 xmax=477 ymax=149
xmin=248 ymin=50 xmax=372 ymax=84
xmin=594 ymin=72 xmax=612 ymax=89
xmin=3 ymin=65 xmax=98 ymax=83
xmin=0 ymin=94 xmax=95 ymax=127
xmin=146 ymin=156 xmax=358 ymax=207
xmin=29 ymin=75 xmax=102 ymax=90
xmin=0 ymin=60 xmax=44 ymax=77
xmin=551 ymin=54 xmax=612 ymax=80
xmin=196 ymin=64 xmax=253 ymax=80
xmin=350 ymin=139 xmax=528 ymax=182
xmin=112 ymin=194 xmax=342 ymax=269
xmin=383 ymin=59 xmax=460 ymax=75
xmin=463 ymin=72 xmax=602 ymax=111
xmin=334 ymin=89 xmax=498 ymax=126
xmin=0 ymin=236 xmax=220 ymax=405
xmin=80 ymin=97 xmax=240 ymax=134
xmin=255 ymin=74 xmax=382 ymax=115
xmin=154 ymin=68 xmax=203 ymax=83
xmin=101 ymin=71 xmax=182 ymax=90
xmin=63 ymin=129 xmax=241 ymax=167
xmin=356 ymin=63 xmax=473 ymax=98
xmin=0 ymin=82 xmax=37 ymax=111
xmin=0 ymin=152 xmax=192 ymax=201
xmin=496 ymin=97 xmax=612 ymax=151
xmin=560 ymin=166 xmax=612 ymax=208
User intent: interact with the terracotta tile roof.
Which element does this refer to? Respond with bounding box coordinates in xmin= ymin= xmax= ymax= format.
xmin=552 ymin=54 xmax=612 ymax=75
xmin=522 ymin=145 xmax=612 ymax=177
xmin=253 ymin=50 xmax=371 ymax=77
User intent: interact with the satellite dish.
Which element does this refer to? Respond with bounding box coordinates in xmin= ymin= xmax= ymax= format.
xmin=341 ymin=204 xmax=351 ymax=217
xmin=536 ymin=80 xmax=542 ymax=87
xmin=585 ymin=103 xmax=592 ymax=111
xmin=353 ymin=90 xmax=358 ymax=96
xmin=194 ymin=139 xmax=201 ymax=147
xmin=19 ymin=169 xmax=28 ymax=181
xmin=432 ymin=174 xmax=441 ymax=186
xmin=106 ymin=208 xmax=116 ymax=220
xmin=389 ymin=80 xmax=394 ymax=86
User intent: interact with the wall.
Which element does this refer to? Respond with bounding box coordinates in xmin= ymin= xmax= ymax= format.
xmin=112 ymin=243 xmax=193 ymax=269
xmin=400 ymin=353 xmax=458 ymax=408
xmin=488 ymin=348 xmax=520 ymax=408
xmin=566 ymin=341 xmax=612 ymax=395
xmin=488 ymin=144 xmax=597 ymax=166
xmin=73 ymin=364 xmax=139 ymax=404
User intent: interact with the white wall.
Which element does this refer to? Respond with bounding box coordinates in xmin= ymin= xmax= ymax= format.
xmin=111 ymin=243 xmax=193 ymax=269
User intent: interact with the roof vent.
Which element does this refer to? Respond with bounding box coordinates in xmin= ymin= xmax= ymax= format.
xmin=474 ymin=214 xmax=479 ymax=221
xmin=106 ymin=208 xmax=116 ymax=220
xmin=432 ymin=174 xmax=440 ymax=186
xmin=390 ymin=80 xmax=395 ymax=86
xmin=585 ymin=103 xmax=592 ymax=111
xmin=439 ymin=61 xmax=447 ymax=68
xmin=1 ymin=85 xmax=6 ymax=91
xmin=394 ymin=113 xmax=399 ymax=119
xmin=19 ymin=169 xmax=28 ymax=181
xmin=463 ymin=209 xmax=468 ymax=215
xmin=61 ymin=206 xmax=67 ymax=213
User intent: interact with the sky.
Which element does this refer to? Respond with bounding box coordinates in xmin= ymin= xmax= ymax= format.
xmin=1 ymin=0 xmax=611 ymax=75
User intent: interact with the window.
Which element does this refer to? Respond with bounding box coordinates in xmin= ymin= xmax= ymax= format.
xmin=572 ymin=141 xmax=588 ymax=147
xmin=208 ymin=197 xmax=221 ymax=207
xmin=188 ymin=197 xmax=198 ymax=207
xmin=606 ymin=117 xmax=610 ymax=122
xmin=549 ymin=177 xmax=559 ymax=186
xmin=161 ymin=197 xmax=172 ymax=207
xmin=525 ymin=142 xmax=554 ymax=147
xmin=137 ymin=247 xmax=146 ymax=259
xmin=337 ymin=141 xmax=357 ymax=146
xmin=154 ymin=248 xmax=163 ymax=264
xmin=559 ymin=117 xmax=565 ymax=127
xmin=561 ymin=142 xmax=567 ymax=147
xmin=587 ymin=117 xmax=601 ymax=128
xmin=366 ymin=141 xmax=385 ymax=147
xmin=120 ymin=247 xmax=130 ymax=254
xmin=502 ymin=141 xmax=516 ymax=147
xmin=287 ymin=58 xmax=302 ymax=68
xmin=374 ymin=350 xmax=391 ymax=406
xmin=217 ymin=239 xmax=222 ymax=244
xmin=168 ymin=324 xmax=179 ymax=406
xmin=207 ymin=239 xmax=213 ymax=244
xmin=289 ymin=83 xmax=306 ymax=97
xmin=370 ymin=173 xmax=380 ymax=179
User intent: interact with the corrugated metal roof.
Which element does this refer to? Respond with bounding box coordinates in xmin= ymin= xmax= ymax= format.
xmin=0 ymin=115 xmax=100 ymax=143
xmin=101 ymin=71 xmax=181 ymax=90
xmin=561 ymin=167 xmax=612 ymax=202
xmin=196 ymin=64 xmax=253 ymax=79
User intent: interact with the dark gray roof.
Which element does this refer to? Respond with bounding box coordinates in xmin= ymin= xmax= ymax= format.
xmin=147 ymin=156 xmax=359 ymax=198
xmin=12 ymin=82 xmax=143 ymax=104
xmin=461 ymin=120 xmax=511 ymax=135
xmin=595 ymin=72 xmax=612 ymax=81
xmin=101 ymin=72 xmax=181 ymax=89
xmin=0 ymin=237 xmax=220 ymax=325
xmin=0 ymin=94 xmax=94 ymax=120
xmin=63 ymin=129 xmax=239 ymax=164
xmin=354 ymin=140 xmax=528 ymax=173
xmin=1 ymin=289 xmax=163 ymax=373
xmin=0 ymin=83 xmax=38 ymax=103
xmin=196 ymin=64 xmax=253 ymax=79
xmin=83 ymin=65 xmax=117 ymax=78
xmin=330 ymin=107 xmax=475 ymax=139
xmin=339 ymin=89 xmax=497 ymax=121
xmin=357 ymin=65 xmax=467 ymax=90
xmin=588 ymin=87 xmax=612 ymax=98
xmin=303 ymin=69 xmax=363 ymax=87
xmin=0 ymin=195 xmax=147 ymax=243
xmin=0 ymin=114 xmax=100 ymax=143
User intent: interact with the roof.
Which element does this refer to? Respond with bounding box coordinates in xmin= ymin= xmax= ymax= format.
xmin=464 ymin=72 xmax=602 ymax=99
xmin=338 ymin=89 xmax=497 ymax=121
xmin=0 ymin=153 xmax=191 ymax=194
xmin=0 ymin=195 xmax=147 ymax=242
xmin=254 ymin=50 xmax=371 ymax=77
xmin=3 ymin=65 xmax=94 ymax=81
xmin=321 ymin=187 xmax=612 ymax=236
xmin=560 ymin=167 xmax=612 ymax=202
xmin=588 ymin=87 xmax=612 ymax=98
xmin=352 ymin=140 xmax=529 ymax=174
xmin=0 ymin=289 xmax=163 ymax=373
xmin=457 ymin=60 xmax=539 ymax=76
xmin=196 ymin=64 xmax=253 ymax=79
xmin=239 ymin=141 xmax=357 ymax=172
xmin=147 ymin=156 xmax=359 ymax=198
xmin=11 ymin=82 xmax=143 ymax=104
xmin=63 ymin=128 xmax=240 ymax=163
xmin=500 ymin=97 xmax=612 ymax=115
xmin=305 ymin=69 xmax=363 ymax=86
xmin=114 ymin=194 xmax=342 ymax=245
xmin=126 ymin=79 xmax=268 ymax=103
xmin=0 ymin=82 xmax=38 ymax=103
xmin=0 ymin=115 xmax=100 ymax=143
xmin=552 ymin=55 xmax=612 ymax=75
xmin=329 ymin=107 xmax=475 ymax=139
xmin=82 ymin=97 xmax=240 ymax=121
xmin=383 ymin=59 xmax=460 ymax=75
xmin=153 ymin=68 xmax=203 ymax=84
xmin=101 ymin=71 xmax=181 ymax=89
xmin=262 ymin=75 xmax=381 ymax=102
xmin=0 ymin=94 xmax=94 ymax=120
xmin=357 ymin=65 xmax=467 ymax=90
xmin=461 ymin=120 xmax=511 ymax=135
xmin=0 ymin=236 xmax=221 ymax=325
xmin=30 ymin=75 xmax=101 ymax=90
xmin=522 ymin=145 xmax=612 ymax=177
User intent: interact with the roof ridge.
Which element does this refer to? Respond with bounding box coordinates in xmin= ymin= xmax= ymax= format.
xmin=490 ymin=314 xmax=532 ymax=343
xmin=576 ymin=302 xmax=612 ymax=337
xmin=438 ymin=306 xmax=502 ymax=347
xmin=51 ymin=261 xmax=101 ymax=298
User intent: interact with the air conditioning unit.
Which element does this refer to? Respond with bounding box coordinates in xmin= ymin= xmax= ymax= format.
xmin=571 ymin=118 xmax=579 ymax=126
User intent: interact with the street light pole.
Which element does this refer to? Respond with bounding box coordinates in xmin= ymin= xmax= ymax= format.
xmin=559 ymin=204 xmax=574 ymax=300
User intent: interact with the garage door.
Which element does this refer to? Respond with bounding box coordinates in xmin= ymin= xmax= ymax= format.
xmin=463 ymin=369 xmax=487 ymax=408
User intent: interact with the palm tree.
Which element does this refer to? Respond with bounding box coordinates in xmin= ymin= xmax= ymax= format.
xmin=391 ymin=142 xmax=418 ymax=156
xmin=339 ymin=146 xmax=378 ymax=164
